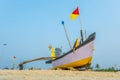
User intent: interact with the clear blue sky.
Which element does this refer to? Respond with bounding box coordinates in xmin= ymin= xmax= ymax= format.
xmin=0 ymin=0 xmax=120 ymax=69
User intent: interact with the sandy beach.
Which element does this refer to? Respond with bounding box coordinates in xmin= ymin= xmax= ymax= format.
xmin=0 ymin=70 xmax=120 ymax=80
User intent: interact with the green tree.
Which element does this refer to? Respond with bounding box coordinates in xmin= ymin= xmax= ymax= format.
xmin=95 ymin=64 xmax=100 ymax=70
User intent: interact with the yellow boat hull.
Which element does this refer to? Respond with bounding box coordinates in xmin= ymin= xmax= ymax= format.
xmin=54 ymin=56 xmax=92 ymax=68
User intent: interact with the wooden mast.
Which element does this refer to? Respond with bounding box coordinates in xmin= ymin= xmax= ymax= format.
xmin=61 ymin=21 xmax=72 ymax=49
xmin=76 ymin=2 xmax=84 ymax=44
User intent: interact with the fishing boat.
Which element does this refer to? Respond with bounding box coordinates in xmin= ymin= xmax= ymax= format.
xmin=46 ymin=30 xmax=96 ymax=70
xmin=45 ymin=4 xmax=96 ymax=70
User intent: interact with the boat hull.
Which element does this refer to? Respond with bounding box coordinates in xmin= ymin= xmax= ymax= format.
xmin=52 ymin=40 xmax=94 ymax=68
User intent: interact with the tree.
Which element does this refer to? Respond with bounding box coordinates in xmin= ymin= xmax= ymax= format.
xmin=95 ymin=64 xmax=100 ymax=70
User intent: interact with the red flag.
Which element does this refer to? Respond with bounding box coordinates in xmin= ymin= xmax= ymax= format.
xmin=70 ymin=7 xmax=80 ymax=20
xmin=72 ymin=7 xmax=79 ymax=15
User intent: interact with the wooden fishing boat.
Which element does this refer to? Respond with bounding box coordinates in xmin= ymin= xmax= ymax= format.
xmin=46 ymin=32 xmax=96 ymax=69
xmin=46 ymin=5 xmax=96 ymax=70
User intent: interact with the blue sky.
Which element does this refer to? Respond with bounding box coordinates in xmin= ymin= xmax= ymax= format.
xmin=0 ymin=0 xmax=120 ymax=69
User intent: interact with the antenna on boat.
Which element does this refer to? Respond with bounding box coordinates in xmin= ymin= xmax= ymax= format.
xmin=61 ymin=21 xmax=72 ymax=49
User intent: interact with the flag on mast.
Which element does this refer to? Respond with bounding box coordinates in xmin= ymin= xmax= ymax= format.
xmin=70 ymin=7 xmax=79 ymax=20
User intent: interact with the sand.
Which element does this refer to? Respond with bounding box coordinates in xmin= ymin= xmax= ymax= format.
xmin=0 ymin=70 xmax=120 ymax=80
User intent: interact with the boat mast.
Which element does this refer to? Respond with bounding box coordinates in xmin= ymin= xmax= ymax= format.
xmin=80 ymin=19 xmax=84 ymax=43
xmin=75 ymin=0 xmax=84 ymax=44
xmin=61 ymin=21 xmax=72 ymax=49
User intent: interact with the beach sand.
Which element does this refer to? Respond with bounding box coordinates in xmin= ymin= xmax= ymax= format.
xmin=0 ymin=70 xmax=120 ymax=80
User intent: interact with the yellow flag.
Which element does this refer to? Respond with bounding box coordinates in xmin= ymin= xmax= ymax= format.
xmin=70 ymin=14 xmax=79 ymax=20
xmin=70 ymin=7 xmax=79 ymax=20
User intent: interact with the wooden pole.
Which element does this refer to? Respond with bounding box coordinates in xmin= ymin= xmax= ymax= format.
xmin=78 ymin=11 xmax=84 ymax=43
xmin=78 ymin=16 xmax=84 ymax=43
xmin=13 ymin=56 xmax=16 ymax=70
xmin=73 ymin=0 xmax=84 ymax=42
xmin=61 ymin=21 xmax=72 ymax=49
